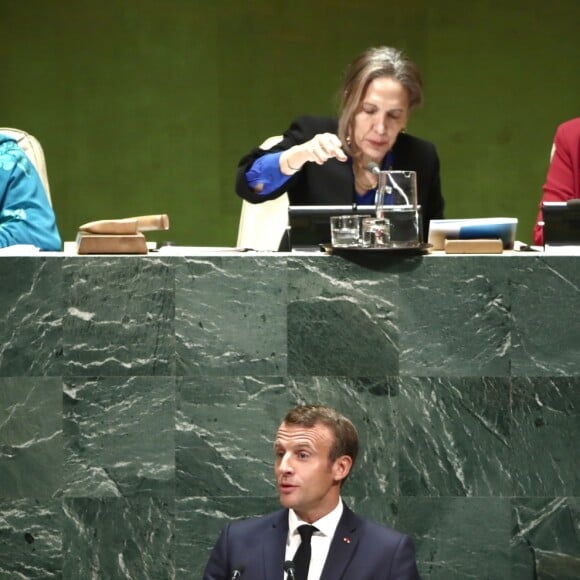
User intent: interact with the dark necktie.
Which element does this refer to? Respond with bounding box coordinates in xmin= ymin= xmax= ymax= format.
xmin=293 ymin=524 xmax=317 ymax=580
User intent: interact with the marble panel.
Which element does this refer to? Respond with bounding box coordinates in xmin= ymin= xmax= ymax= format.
xmin=399 ymin=256 xmax=511 ymax=376
xmin=511 ymin=256 xmax=580 ymax=376
xmin=511 ymin=497 xmax=580 ymax=580
xmin=0 ymin=257 xmax=64 ymax=376
xmin=175 ymin=257 xmax=287 ymax=376
xmin=0 ymin=498 xmax=62 ymax=579
xmin=62 ymin=257 xmax=175 ymax=376
xmin=398 ymin=497 xmax=512 ymax=579
xmin=63 ymin=376 xmax=175 ymax=498
xmin=398 ymin=376 xmax=512 ymax=497
xmin=0 ymin=377 xmax=63 ymax=499
xmin=62 ymin=496 xmax=174 ymax=579
xmin=176 ymin=375 xmax=287 ymax=498
xmin=287 ymin=256 xmax=406 ymax=376
xmin=510 ymin=377 xmax=580 ymax=496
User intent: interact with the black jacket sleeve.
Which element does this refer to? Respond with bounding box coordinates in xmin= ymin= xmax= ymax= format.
xmin=235 ymin=116 xmax=338 ymax=204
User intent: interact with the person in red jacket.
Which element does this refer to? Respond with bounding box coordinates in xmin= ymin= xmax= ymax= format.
xmin=533 ymin=117 xmax=580 ymax=245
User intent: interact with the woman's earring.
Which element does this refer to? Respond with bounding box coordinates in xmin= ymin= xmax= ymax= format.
xmin=346 ymin=135 xmax=352 ymax=145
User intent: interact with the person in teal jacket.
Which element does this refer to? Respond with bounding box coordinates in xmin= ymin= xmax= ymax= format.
xmin=0 ymin=132 xmax=61 ymax=250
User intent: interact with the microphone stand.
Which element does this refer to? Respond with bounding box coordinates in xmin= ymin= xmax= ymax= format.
xmin=366 ymin=162 xmax=385 ymax=219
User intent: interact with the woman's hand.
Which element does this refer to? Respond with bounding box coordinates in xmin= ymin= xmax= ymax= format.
xmin=280 ymin=133 xmax=348 ymax=175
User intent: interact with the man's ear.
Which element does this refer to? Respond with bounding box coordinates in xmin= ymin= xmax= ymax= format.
xmin=332 ymin=455 xmax=353 ymax=483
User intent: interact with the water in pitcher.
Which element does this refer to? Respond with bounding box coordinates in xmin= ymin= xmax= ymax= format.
xmin=375 ymin=171 xmax=422 ymax=247
xmin=381 ymin=206 xmax=422 ymax=247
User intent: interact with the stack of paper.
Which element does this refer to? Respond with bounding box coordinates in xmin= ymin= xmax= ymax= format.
xmin=428 ymin=218 xmax=518 ymax=251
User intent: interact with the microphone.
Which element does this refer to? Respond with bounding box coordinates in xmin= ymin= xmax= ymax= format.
xmin=230 ymin=565 xmax=245 ymax=579
xmin=284 ymin=560 xmax=296 ymax=580
xmin=366 ymin=161 xmax=383 ymax=217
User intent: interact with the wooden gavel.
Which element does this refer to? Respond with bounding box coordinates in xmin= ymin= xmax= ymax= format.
xmin=79 ymin=214 xmax=170 ymax=235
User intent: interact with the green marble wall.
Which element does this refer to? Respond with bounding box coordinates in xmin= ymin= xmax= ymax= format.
xmin=1 ymin=254 xmax=579 ymax=579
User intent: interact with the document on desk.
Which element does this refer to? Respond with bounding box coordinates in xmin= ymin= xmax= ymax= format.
xmin=543 ymin=245 xmax=580 ymax=255
xmin=0 ymin=244 xmax=40 ymax=255
xmin=155 ymin=246 xmax=245 ymax=255
xmin=428 ymin=218 xmax=518 ymax=250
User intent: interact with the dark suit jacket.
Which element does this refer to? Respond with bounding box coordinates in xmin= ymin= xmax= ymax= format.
xmin=236 ymin=116 xmax=444 ymax=241
xmin=202 ymin=505 xmax=421 ymax=580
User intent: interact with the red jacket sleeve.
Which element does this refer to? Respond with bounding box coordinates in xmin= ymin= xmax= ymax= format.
xmin=533 ymin=118 xmax=580 ymax=245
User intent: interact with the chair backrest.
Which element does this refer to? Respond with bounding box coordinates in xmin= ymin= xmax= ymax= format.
xmin=0 ymin=127 xmax=52 ymax=206
xmin=236 ymin=136 xmax=289 ymax=251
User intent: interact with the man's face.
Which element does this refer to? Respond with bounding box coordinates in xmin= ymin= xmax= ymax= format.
xmin=273 ymin=422 xmax=351 ymax=523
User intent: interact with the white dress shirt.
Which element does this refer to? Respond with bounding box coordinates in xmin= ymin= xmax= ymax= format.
xmin=284 ymin=498 xmax=344 ymax=580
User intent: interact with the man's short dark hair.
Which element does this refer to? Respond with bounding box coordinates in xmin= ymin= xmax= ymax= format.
xmin=282 ymin=405 xmax=359 ymax=469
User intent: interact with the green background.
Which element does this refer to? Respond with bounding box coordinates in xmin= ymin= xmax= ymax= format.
xmin=2 ymin=0 xmax=579 ymax=246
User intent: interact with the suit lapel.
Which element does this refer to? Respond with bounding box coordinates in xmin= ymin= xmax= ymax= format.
xmin=320 ymin=506 xmax=360 ymax=580
xmin=261 ymin=510 xmax=289 ymax=580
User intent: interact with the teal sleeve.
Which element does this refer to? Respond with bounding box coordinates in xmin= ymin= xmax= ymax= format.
xmin=0 ymin=139 xmax=62 ymax=250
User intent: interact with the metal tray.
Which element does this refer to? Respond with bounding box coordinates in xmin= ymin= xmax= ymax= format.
xmin=324 ymin=243 xmax=432 ymax=256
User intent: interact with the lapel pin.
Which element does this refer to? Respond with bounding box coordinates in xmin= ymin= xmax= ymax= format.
xmin=343 ymin=537 xmax=351 ymax=544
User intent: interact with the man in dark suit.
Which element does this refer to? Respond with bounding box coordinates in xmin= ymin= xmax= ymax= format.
xmin=202 ymin=405 xmax=421 ymax=580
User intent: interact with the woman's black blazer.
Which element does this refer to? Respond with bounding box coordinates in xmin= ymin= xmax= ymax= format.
xmin=236 ymin=115 xmax=444 ymax=241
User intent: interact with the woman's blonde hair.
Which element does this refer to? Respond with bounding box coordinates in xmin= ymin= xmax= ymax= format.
xmin=337 ymin=46 xmax=423 ymax=157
